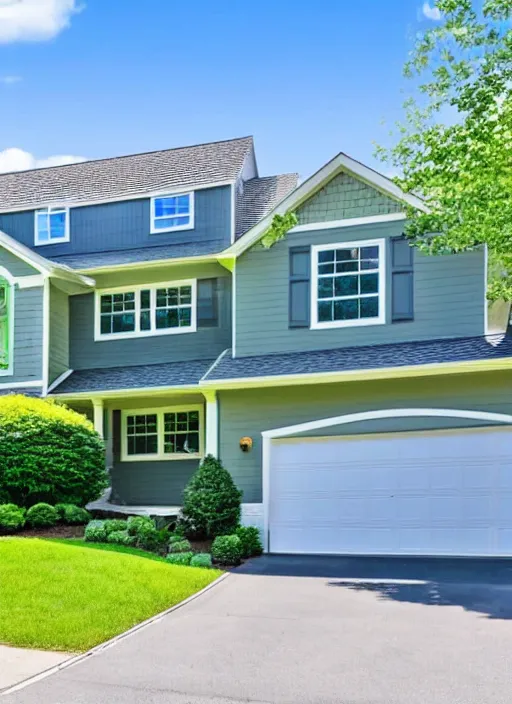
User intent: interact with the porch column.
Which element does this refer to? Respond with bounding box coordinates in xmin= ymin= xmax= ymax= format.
xmin=92 ymin=398 xmax=104 ymax=439
xmin=203 ymin=390 xmax=218 ymax=457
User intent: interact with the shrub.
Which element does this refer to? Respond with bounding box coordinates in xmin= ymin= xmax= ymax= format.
xmin=166 ymin=552 xmax=193 ymax=566
xmin=104 ymin=519 xmax=128 ymax=535
xmin=26 ymin=503 xmax=58 ymax=528
xmin=168 ymin=532 xmax=185 ymax=545
xmin=236 ymin=526 xmax=263 ymax=558
xmin=84 ymin=519 xmax=107 ymax=542
xmin=211 ymin=535 xmax=242 ymax=565
xmin=168 ymin=538 xmax=191 ymax=553
xmin=138 ymin=528 xmax=169 ymax=553
xmin=0 ymin=395 xmax=107 ymax=508
xmin=55 ymin=504 xmax=91 ymax=525
xmin=127 ymin=515 xmax=155 ymax=536
xmin=107 ymin=530 xmax=135 ymax=546
xmin=0 ymin=503 xmax=25 ymax=534
xmin=181 ymin=455 xmax=242 ymax=538
xmin=190 ymin=553 xmax=213 ymax=569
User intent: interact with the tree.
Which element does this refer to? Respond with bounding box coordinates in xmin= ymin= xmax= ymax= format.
xmin=377 ymin=0 xmax=512 ymax=300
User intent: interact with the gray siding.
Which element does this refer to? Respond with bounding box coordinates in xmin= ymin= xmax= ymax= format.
xmin=70 ymin=264 xmax=232 ymax=370
xmin=219 ymin=371 xmax=512 ymax=503
xmin=0 ymin=246 xmax=38 ymax=277
xmin=235 ymin=219 xmax=485 ymax=357
xmin=297 ymin=171 xmax=403 ymax=224
xmin=49 ymin=284 xmax=69 ymax=384
xmin=110 ymin=459 xmax=199 ymax=505
xmin=0 ymin=185 xmax=232 ymax=258
xmin=9 ymin=286 xmax=43 ymax=383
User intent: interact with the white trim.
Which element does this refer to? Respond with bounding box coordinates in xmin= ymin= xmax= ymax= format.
xmin=17 ymin=274 xmax=46 ymax=289
xmin=94 ymin=279 xmax=197 ymax=341
xmin=230 ymin=183 xmax=236 ymax=244
xmin=289 ymin=212 xmax=406 ymax=233
xmin=41 ymin=277 xmax=50 ymax=394
xmin=0 ymin=379 xmax=42 ymax=389
xmin=203 ymin=390 xmax=218 ymax=457
xmin=484 ymin=243 xmax=489 ymax=335
xmin=225 ymin=152 xmax=428 ymax=257
xmin=0 ymin=180 xmax=236 ymax=215
xmin=92 ymin=398 xmax=104 ymax=439
xmin=120 ymin=405 xmax=204 ymax=462
xmin=77 ymin=253 xmax=220 ymax=275
xmin=232 ymin=261 xmax=237 ymax=356
xmin=311 ymin=238 xmax=386 ymax=330
xmin=261 ymin=407 xmax=512 ymax=552
xmin=49 ymin=383 xmax=200 ymax=399
xmin=150 ymin=191 xmax=195 ymax=235
xmin=0 ymin=272 xmax=14 ymax=377
xmin=46 ymin=368 xmax=74 ymax=394
xmin=34 ymin=206 xmax=70 ymax=246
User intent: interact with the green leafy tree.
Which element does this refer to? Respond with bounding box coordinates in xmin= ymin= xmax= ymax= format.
xmin=377 ymin=0 xmax=512 ymax=300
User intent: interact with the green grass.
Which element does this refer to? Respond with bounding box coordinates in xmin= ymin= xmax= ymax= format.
xmin=0 ymin=538 xmax=222 ymax=653
xmin=48 ymin=538 xmax=168 ymax=562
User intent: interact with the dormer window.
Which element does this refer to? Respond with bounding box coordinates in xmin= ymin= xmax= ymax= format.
xmin=35 ymin=207 xmax=69 ymax=246
xmin=150 ymin=192 xmax=194 ymax=234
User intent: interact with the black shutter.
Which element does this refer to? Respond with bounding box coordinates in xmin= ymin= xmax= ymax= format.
xmin=391 ymin=236 xmax=414 ymax=322
xmin=197 ymin=278 xmax=219 ymax=328
xmin=289 ymin=246 xmax=311 ymax=328
xmin=112 ymin=410 xmax=121 ymax=463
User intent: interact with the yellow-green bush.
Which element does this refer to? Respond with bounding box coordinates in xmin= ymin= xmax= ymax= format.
xmin=0 ymin=395 xmax=107 ymax=508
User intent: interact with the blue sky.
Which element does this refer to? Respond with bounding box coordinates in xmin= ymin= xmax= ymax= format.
xmin=0 ymin=0 xmax=440 ymax=179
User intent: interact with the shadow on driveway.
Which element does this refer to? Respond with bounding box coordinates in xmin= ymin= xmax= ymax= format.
xmin=235 ymin=554 xmax=512 ymax=619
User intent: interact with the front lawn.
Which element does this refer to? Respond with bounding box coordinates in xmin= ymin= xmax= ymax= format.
xmin=0 ymin=538 xmax=221 ymax=652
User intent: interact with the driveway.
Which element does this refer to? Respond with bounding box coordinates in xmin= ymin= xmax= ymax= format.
xmin=4 ymin=556 xmax=512 ymax=704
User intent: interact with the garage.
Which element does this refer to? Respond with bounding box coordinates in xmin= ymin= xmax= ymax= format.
xmin=268 ymin=425 xmax=512 ymax=556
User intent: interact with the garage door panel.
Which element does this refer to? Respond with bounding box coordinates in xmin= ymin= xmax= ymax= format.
xmin=269 ymin=428 xmax=512 ymax=556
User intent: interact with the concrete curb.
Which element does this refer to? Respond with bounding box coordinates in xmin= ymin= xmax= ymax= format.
xmin=1 ymin=571 xmax=230 ymax=697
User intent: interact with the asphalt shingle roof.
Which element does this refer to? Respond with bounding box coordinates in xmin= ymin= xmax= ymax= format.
xmin=52 ymin=359 xmax=216 ymax=394
xmin=235 ymin=174 xmax=299 ymax=238
xmin=0 ymin=137 xmax=254 ymax=212
xmin=205 ymin=335 xmax=512 ymax=381
xmin=48 ymin=239 xmax=227 ymax=270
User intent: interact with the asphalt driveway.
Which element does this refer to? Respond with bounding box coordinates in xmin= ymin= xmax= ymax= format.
xmin=4 ymin=555 xmax=512 ymax=704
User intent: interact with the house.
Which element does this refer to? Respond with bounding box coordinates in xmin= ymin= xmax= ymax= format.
xmin=0 ymin=135 xmax=511 ymax=557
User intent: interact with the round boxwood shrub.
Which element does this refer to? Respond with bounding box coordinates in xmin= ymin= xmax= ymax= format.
xmin=0 ymin=396 xmax=107 ymax=508
xmin=190 ymin=553 xmax=213 ymax=569
xmin=84 ymin=519 xmax=107 ymax=542
xmin=181 ymin=455 xmax=242 ymax=538
xmin=55 ymin=504 xmax=91 ymax=525
xmin=104 ymin=519 xmax=128 ymax=534
xmin=211 ymin=535 xmax=242 ymax=566
xmin=26 ymin=503 xmax=58 ymax=528
xmin=166 ymin=551 xmax=193 ymax=566
xmin=0 ymin=503 xmax=25 ymax=534
xmin=236 ymin=526 xmax=263 ymax=558
xmin=168 ymin=538 xmax=191 ymax=554
xmin=107 ymin=530 xmax=135 ymax=546
xmin=127 ymin=515 xmax=155 ymax=536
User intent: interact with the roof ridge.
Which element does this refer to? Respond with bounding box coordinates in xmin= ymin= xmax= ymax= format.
xmin=0 ymin=136 xmax=254 ymax=179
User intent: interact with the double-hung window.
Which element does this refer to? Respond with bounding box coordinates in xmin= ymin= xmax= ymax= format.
xmin=311 ymin=239 xmax=385 ymax=328
xmin=0 ymin=278 xmax=12 ymax=374
xmin=151 ymin=192 xmax=194 ymax=233
xmin=35 ymin=207 xmax=69 ymax=245
xmin=121 ymin=406 xmax=203 ymax=461
xmin=96 ymin=280 xmax=196 ymax=340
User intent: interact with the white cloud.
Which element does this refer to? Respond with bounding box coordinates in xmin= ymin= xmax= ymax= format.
xmin=0 ymin=75 xmax=22 ymax=85
xmin=422 ymin=2 xmax=442 ymax=20
xmin=0 ymin=0 xmax=83 ymax=44
xmin=0 ymin=148 xmax=87 ymax=173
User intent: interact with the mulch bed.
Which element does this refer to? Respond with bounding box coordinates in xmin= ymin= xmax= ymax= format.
xmin=20 ymin=525 xmax=86 ymax=539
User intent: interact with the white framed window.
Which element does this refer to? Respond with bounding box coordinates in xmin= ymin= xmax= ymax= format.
xmin=0 ymin=276 xmax=13 ymax=376
xmin=120 ymin=406 xmax=203 ymax=462
xmin=35 ymin=207 xmax=69 ymax=245
xmin=150 ymin=192 xmax=194 ymax=233
xmin=95 ymin=280 xmax=197 ymax=341
xmin=311 ymin=238 xmax=386 ymax=329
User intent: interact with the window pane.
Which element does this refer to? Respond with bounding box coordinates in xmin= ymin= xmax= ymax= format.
xmin=318 ymin=250 xmax=335 ymax=263
xmin=37 ymin=213 xmax=49 ymax=242
xmin=361 ymin=259 xmax=379 ymax=270
xmin=179 ymin=307 xmax=191 ymax=327
xmin=186 ymin=432 xmax=199 ymax=453
xmin=318 ymin=263 xmax=335 ymax=275
xmin=140 ymin=290 xmax=151 ymax=309
xmin=336 ymin=248 xmax=358 ymax=261
xmin=100 ymin=315 xmax=112 ymax=335
xmin=140 ymin=310 xmax=151 ymax=331
xmin=360 ymin=273 xmax=379 ymax=294
xmin=112 ymin=313 xmax=135 ymax=333
xmin=361 ymin=246 xmax=379 ymax=260
xmin=156 ymin=309 xmax=179 ymax=329
xmin=334 ymin=299 xmax=358 ymax=320
xmin=335 ymin=275 xmax=358 ymax=296
xmin=317 ymin=278 xmax=333 ymax=299
xmin=337 ymin=261 xmax=358 ymax=273
xmin=100 ymin=295 xmax=112 ymax=313
xmin=49 ymin=211 xmax=66 ymax=240
xmin=177 ymin=195 xmax=190 ymax=209
xmin=153 ymin=215 xmax=189 ymax=230
xmin=360 ymin=296 xmax=379 ymax=318
xmin=180 ymin=286 xmax=192 ymax=304
xmin=318 ymin=300 xmax=333 ymax=322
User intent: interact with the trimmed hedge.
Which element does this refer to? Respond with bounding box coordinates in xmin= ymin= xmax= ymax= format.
xmin=0 ymin=396 xmax=107 ymax=507
xmin=236 ymin=526 xmax=263 ymax=558
xmin=0 ymin=504 xmax=25 ymax=534
xmin=190 ymin=553 xmax=213 ymax=568
xmin=107 ymin=530 xmax=135 ymax=546
xmin=211 ymin=535 xmax=242 ymax=565
xmin=104 ymin=519 xmax=128 ymax=534
xmin=55 ymin=504 xmax=91 ymax=525
xmin=181 ymin=455 xmax=242 ymax=538
xmin=26 ymin=503 xmax=58 ymax=528
xmin=84 ymin=520 xmax=107 ymax=543
xmin=166 ymin=552 xmax=193 ymax=566
xmin=168 ymin=538 xmax=191 ymax=554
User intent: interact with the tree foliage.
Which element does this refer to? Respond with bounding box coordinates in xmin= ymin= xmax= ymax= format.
xmin=377 ymin=0 xmax=512 ymax=300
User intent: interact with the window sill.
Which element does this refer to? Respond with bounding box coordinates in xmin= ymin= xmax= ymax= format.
xmin=150 ymin=223 xmax=195 ymax=235
xmin=311 ymin=317 xmax=386 ymax=330
xmin=120 ymin=453 xmax=203 ymax=463
xmin=35 ymin=237 xmax=70 ymax=247
xmin=94 ymin=325 xmax=197 ymax=342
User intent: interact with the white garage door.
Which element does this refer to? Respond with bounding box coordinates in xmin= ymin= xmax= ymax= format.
xmin=269 ymin=428 xmax=512 ymax=556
